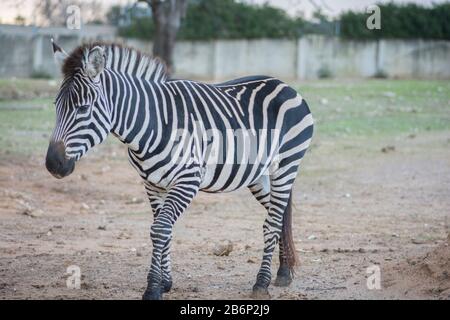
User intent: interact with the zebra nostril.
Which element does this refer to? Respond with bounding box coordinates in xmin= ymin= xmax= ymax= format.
xmin=46 ymin=140 xmax=67 ymax=173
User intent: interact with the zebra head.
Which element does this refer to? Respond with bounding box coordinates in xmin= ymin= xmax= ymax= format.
xmin=46 ymin=40 xmax=111 ymax=179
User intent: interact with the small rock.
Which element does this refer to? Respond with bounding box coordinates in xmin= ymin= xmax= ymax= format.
xmin=381 ymin=145 xmax=396 ymax=153
xmin=213 ymin=241 xmax=233 ymax=256
xmin=97 ymin=225 xmax=107 ymax=231
xmin=247 ymin=258 xmax=256 ymax=264
xmin=358 ymin=248 xmax=366 ymax=253
xmin=411 ymin=238 xmax=425 ymax=245
xmin=126 ymin=197 xmax=144 ymax=205
xmin=80 ymin=203 xmax=90 ymax=210
xmin=46 ymin=231 xmax=52 ymax=237
xmin=130 ymin=247 xmax=137 ymax=253
xmin=117 ymin=232 xmax=131 ymax=240
xmin=307 ymin=235 xmax=317 ymax=240
xmin=22 ymin=208 xmax=43 ymax=218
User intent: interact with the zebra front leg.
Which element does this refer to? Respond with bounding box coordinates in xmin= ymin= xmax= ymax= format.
xmin=142 ymin=210 xmax=173 ymax=300
xmin=142 ymin=176 xmax=200 ymax=300
xmin=144 ymin=183 xmax=173 ymax=294
xmin=161 ymin=237 xmax=173 ymax=293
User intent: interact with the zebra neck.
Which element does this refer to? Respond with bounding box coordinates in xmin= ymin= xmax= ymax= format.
xmin=104 ymin=70 xmax=163 ymax=155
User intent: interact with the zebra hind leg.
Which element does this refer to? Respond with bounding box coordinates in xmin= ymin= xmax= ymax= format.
xmin=274 ymin=197 xmax=295 ymax=287
xmin=251 ymin=171 xmax=298 ymax=298
xmin=248 ymin=177 xmax=294 ymax=290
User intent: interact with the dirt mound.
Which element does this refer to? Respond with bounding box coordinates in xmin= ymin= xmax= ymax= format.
xmin=384 ymin=235 xmax=450 ymax=299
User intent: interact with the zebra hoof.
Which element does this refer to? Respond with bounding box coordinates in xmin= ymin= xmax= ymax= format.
xmin=162 ymin=280 xmax=172 ymax=293
xmin=251 ymin=285 xmax=270 ymax=299
xmin=142 ymin=289 xmax=162 ymax=300
xmin=274 ymin=265 xmax=292 ymax=287
xmin=274 ymin=275 xmax=292 ymax=287
xmin=274 ymin=265 xmax=293 ymax=287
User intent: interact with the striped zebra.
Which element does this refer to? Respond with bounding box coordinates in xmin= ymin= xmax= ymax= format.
xmin=46 ymin=40 xmax=314 ymax=300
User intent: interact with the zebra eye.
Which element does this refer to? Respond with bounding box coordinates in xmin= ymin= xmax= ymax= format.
xmin=77 ymin=105 xmax=90 ymax=113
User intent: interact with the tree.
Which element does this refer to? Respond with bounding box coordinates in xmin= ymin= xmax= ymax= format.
xmin=118 ymin=0 xmax=307 ymax=41
xmin=139 ymin=0 xmax=188 ymax=74
xmin=14 ymin=15 xmax=26 ymax=25
xmin=340 ymin=3 xmax=450 ymax=40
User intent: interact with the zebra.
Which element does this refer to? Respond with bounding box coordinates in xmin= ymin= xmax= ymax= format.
xmin=45 ymin=40 xmax=314 ymax=300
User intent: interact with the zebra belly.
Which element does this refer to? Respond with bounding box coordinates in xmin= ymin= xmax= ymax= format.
xmin=199 ymin=158 xmax=274 ymax=193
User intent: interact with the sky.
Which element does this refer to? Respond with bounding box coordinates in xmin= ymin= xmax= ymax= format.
xmin=1 ymin=0 xmax=448 ymax=25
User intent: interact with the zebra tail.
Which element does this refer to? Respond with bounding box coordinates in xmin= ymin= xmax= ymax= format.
xmin=282 ymin=193 xmax=299 ymax=277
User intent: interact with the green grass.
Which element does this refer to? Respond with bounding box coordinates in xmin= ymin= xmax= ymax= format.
xmin=0 ymin=98 xmax=55 ymax=155
xmin=298 ymin=79 xmax=450 ymax=139
xmin=0 ymin=78 xmax=58 ymax=101
xmin=0 ymin=78 xmax=449 ymax=157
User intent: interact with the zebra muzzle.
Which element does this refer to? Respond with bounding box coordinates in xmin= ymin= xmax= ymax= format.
xmin=45 ymin=141 xmax=75 ymax=179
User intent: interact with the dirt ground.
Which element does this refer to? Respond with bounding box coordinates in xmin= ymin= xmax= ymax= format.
xmin=0 ymin=130 xmax=449 ymax=300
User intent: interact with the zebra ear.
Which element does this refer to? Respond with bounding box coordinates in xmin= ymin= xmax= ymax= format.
xmin=85 ymin=46 xmax=105 ymax=79
xmin=51 ymin=38 xmax=68 ymax=68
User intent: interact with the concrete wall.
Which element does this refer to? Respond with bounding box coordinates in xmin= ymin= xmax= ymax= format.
xmin=0 ymin=25 xmax=116 ymax=78
xmin=1 ymin=25 xmax=450 ymax=80
xmin=297 ymin=35 xmax=450 ymax=80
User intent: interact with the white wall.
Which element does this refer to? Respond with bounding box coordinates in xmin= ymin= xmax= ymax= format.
xmin=1 ymin=25 xmax=449 ymax=80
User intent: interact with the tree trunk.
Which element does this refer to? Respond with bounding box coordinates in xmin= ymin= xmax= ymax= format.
xmin=149 ymin=0 xmax=187 ymax=75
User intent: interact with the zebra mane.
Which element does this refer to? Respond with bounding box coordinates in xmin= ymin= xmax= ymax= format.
xmin=62 ymin=42 xmax=168 ymax=82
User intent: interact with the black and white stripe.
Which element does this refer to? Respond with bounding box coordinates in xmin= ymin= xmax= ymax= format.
xmin=49 ymin=43 xmax=314 ymax=299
